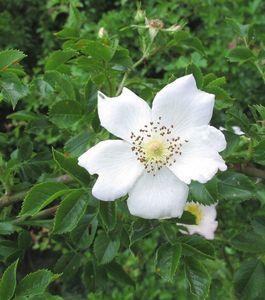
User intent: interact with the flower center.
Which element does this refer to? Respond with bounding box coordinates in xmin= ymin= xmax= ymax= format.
xmin=143 ymin=139 xmax=165 ymax=160
xmin=185 ymin=203 xmax=203 ymax=225
xmin=130 ymin=116 xmax=189 ymax=175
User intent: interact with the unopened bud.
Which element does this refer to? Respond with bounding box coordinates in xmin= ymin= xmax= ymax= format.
xmin=98 ymin=27 xmax=108 ymax=39
xmin=135 ymin=9 xmax=145 ymax=23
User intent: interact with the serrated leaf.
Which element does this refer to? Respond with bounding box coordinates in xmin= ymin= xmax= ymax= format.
xmin=181 ymin=235 xmax=215 ymax=260
xmin=106 ymin=262 xmax=135 ymax=286
xmin=190 ymin=179 xmax=218 ymax=205
xmin=231 ymin=231 xmax=265 ymax=253
xmin=54 ymin=253 xmax=82 ymax=283
xmin=15 ymin=269 xmax=59 ymax=297
xmin=49 ymin=100 xmax=82 ymax=129
xmin=0 ymin=73 xmax=28 ymax=109
xmin=20 ymin=182 xmax=69 ymax=217
xmin=53 ymin=190 xmax=88 ymax=234
xmin=186 ymin=63 xmax=203 ymax=88
xmin=0 ymin=259 xmax=18 ymax=300
xmin=251 ymin=217 xmax=265 ymax=236
xmin=155 ymin=243 xmax=181 ymax=282
xmin=45 ymin=50 xmax=76 ymax=71
xmin=185 ymin=257 xmax=210 ymax=299
xmin=218 ymin=171 xmax=254 ymax=202
xmin=94 ymin=231 xmax=120 ymax=264
xmin=0 ymin=49 xmax=26 ymax=70
xmin=234 ymin=259 xmax=265 ymax=300
xmin=99 ymin=201 xmax=117 ymax=231
xmin=227 ymin=47 xmax=255 ymax=63
xmin=70 ymin=214 xmax=98 ymax=249
xmin=64 ymin=132 xmax=90 ymax=157
xmin=183 ymin=37 xmax=206 ymax=56
xmin=52 ymin=149 xmax=90 ymax=185
xmin=77 ymin=40 xmax=117 ymax=62
xmin=129 ymin=219 xmax=158 ymax=246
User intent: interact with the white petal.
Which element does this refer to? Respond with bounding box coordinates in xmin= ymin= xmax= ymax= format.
xmin=185 ymin=221 xmax=218 ymax=240
xmin=78 ymin=140 xmax=143 ymax=201
xmin=201 ymin=204 xmax=217 ymax=221
xmin=127 ymin=168 xmax=189 ymax=219
xmin=151 ymin=74 xmax=214 ymax=135
xmin=98 ymin=88 xmax=151 ymax=141
xmin=169 ymin=125 xmax=227 ymax=184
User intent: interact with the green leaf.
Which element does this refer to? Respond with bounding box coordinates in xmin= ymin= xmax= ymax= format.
xmin=205 ymin=85 xmax=232 ymax=109
xmin=94 ymin=231 xmax=120 ymax=264
xmin=186 ymin=63 xmax=203 ymax=88
xmin=49 ymin=100 xmax=83 ymax=129
xmin=20 ymin=182 xmax=69 ymax=217
xmin=182 ymin=37 xmax=206 ymax=56
xmin=251 ymin=217 xmax=265 ymax=236
xmin=155 ymin=243 xmax=181 ymax=282
xmin=54 ymin=253 xmax=82 ymax=283
xmin=0 ymin=49 xmax=26 ymax=70
xmin=70 ymin=214 xmax=98 ymax=249
xmin=253 ymin=140 xmax=265 ymax=166
xmin=44 ymin=71 xmax=76 ymax=101
xmin=234 ymin=259 xmax=265 ymax=300
xmin=77 ymin=40 xmax=117 ymax=62
xmin=0 ymin=222 xmax=20 ymax=235
xmin=185 ymin=257 xmax=210 ymax=299
xmin=64 ymin=132 xmax=90 ymax=157
xmin=189 ymin=179 xmax=218 ymax=205
xmin=160 ymin=222 xmax=179 ymax=245
xmin=129 ymin=219 xmax=158 ymax=246
xmin=106 ymin=262 xmax=135 ymax=287
xmin=218 ymin=171 xmax=254 ymax=202
xmin=52 ymin=149 xmax=90 ymax=185
xmin=17 ymin=138 xmax=33 ymax=161
xmin=45 ymin=50 xmax=76 ymax=71
xmin=231 ymin=231 xmax=265 ymax=253
xmin=15 ymin=269 xmax=59 ymax=297
xmin=181 ymin=235 xmax=215 ymax=260
xmin=227 ymin=47 xmax=255 ymax=63
xmin=53 ymin=190 xmax=88 ymax=234
xmin=0 ymin=259 xmax=18 ymax=300
xmin=0 ymin=73 xmax=28 ymax=109
xmin=175 ymin=211 xmax=196 ymax=225
xmin=99 ymin=201 xmax=117 ymax=231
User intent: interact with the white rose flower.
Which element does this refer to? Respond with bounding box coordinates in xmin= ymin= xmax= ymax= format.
xmin=78 ymin=74 xmax=227 ymax=219
xmin=181 ymin=201 xmax=218 ymax=240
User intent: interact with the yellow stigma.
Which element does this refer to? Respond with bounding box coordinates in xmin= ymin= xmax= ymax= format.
xmin=143 ymin=139 xmax=166 ymax=161
xmin=185 ymin=203 xmax=203 ymax=225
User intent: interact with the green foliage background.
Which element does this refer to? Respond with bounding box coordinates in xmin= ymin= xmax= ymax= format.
xmin=0 ymin=0 xmax=265 ymax=299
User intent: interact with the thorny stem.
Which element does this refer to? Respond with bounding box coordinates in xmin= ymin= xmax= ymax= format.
xmin=0 ymin=175 xmax=73 ymax=208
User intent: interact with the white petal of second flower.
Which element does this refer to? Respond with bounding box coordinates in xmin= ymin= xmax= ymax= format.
xmin=78 ymin=140 xmax=143 ymax=201
xmin=127 ymin=168 xmax=189 ymax=219
xmin=152 ymin=74 xmax=214 ymax=135
xmin=98 ymin=88 xmax=151 ymax=141
xmin=169 ymin=125 xmax=227 ymax=184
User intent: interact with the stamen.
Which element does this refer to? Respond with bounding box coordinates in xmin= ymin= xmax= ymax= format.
xmin=130 ymin=121 xmax=189 ymax=175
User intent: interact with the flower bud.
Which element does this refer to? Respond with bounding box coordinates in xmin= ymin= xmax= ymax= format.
xmin=98 ymin=27 xmax=108 ymax=39
xmin=134 ymin=9 xmax=145 ymax=23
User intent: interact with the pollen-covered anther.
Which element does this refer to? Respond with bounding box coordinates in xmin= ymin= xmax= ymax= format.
xmin=130 ymin=118 xmax=189 ymax=175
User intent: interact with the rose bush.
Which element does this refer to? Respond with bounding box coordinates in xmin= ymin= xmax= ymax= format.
xmin=0 ymin=1 xmax=265 ymax=299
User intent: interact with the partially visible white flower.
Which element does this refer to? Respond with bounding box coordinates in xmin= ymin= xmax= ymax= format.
xmin=232 ymin=126 xmax=244 ymax=135
xmin=180 ymin=201 xmax=218 ymax=240
xmin=219 ymin=125 xmax=244 ymax=136
xmin=78 ymin=74 xmax=227 ymax=219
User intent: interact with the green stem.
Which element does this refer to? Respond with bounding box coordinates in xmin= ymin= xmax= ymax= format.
xmin=0 ymin=175 xmax=73 ymax=208
xmin=115 ymin=41 xmax=154 ymax=96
